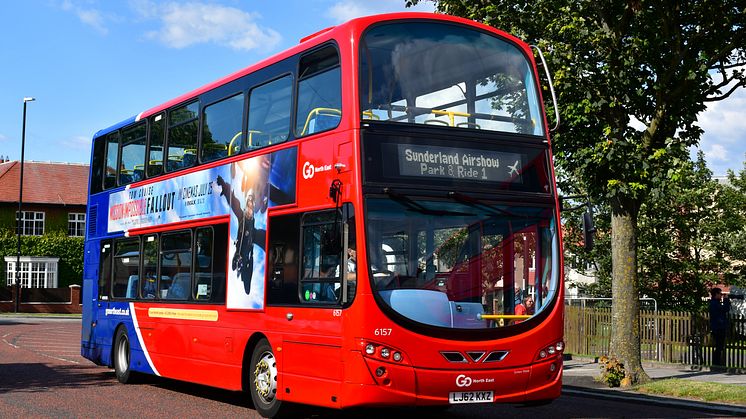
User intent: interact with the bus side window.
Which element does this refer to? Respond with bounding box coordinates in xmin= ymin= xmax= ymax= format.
xmin=104 ymin=132 xmax=120 ymax=190
xmin=147 ymin=113 xmax=165 ymax=178
xmin=141 ymin=234 xmax=158 ymax=299
xmin=193 ymin=224 xmax=227 ymax=302
xmin=90 ymin=136 xmax=106 ymax=194
xmin=300 ymin=211 xmax=341 ymax=304
xmin=247 ymin=75 xmax=292 ymax=150
xmin=267 ymin=213 xmax=300 ymax=305
xmin=167 ymin=101 xmax=199 ymax=172
xmin=98 ymin=240 xmax=112 ymax=300
xmin=160 ymin=231 xmax=192 ymax=300
xmin=201 ymin=93 xmax=244 ymax=163
xmin=120 ymin=122 xmax=147 ymax=185
xmin=112 ymin=238 xmax=140 ymax=299
xmin=295 ymin=45 xmax=341 ymax=137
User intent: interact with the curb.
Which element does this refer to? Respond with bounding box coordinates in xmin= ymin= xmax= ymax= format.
xmin=563 ymin=385 xmax=746 ymax=416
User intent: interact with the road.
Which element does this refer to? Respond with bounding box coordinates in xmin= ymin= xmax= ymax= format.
xmin=0 ymin=317 xmax=725 ymax=418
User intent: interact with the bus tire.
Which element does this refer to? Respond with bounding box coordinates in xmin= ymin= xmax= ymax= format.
xmin=113 ymin=326 xmax=135 ymax=384
xmin=249 ymin=338 xmax=282 ymax=418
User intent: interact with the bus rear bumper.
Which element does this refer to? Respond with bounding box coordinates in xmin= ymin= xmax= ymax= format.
xmin=341 ymin=357 xmax=563 ymax=407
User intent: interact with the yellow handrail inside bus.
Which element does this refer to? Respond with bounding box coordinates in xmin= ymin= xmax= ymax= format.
xmin=430 ymin=109 xmax=471 ymax=127
xmin=301 ymin=107 xmax=341 ymax=135
xmin=227 ymin=131 xmax=243 ymax=155
xmin=362 ymin=110 xmax=380 ymax=120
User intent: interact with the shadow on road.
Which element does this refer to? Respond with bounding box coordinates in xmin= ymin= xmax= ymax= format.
xmin=0 ymin=363 xmax=113 ymax=394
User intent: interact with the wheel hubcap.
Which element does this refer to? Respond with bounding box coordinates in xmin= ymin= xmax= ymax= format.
xmin=254 ymin=351 xmax=277 ymax=404
xmin=117 ymin=336 xmax=129 ymax=371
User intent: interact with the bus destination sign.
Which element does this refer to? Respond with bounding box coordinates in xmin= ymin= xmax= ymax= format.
xmin=396 ymin=144 xmax=523 ymax=183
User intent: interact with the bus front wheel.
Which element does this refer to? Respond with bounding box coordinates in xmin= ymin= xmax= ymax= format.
xmin=113 ymin=326 xmax=135 ymax=384
xmin=249 ymin=338 xmax=282 ymax=418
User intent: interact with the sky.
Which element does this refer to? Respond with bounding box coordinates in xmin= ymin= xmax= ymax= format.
xmin=0 ymin=0 xmax=743 ymax=176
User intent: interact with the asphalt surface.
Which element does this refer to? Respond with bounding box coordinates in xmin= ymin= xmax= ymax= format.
xmin=0 ymin=316 xmax=741 ymax=418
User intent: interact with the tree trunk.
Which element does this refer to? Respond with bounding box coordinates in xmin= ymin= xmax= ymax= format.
xmin=610 ymin=196 xmax=650 ymax=386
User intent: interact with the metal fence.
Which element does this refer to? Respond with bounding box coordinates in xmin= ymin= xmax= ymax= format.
xmin=565 ymin=306 xmax=746 ymax=368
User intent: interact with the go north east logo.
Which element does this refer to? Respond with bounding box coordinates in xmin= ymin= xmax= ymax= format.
xmin=105 ymin=307 xmax=130 ymax=316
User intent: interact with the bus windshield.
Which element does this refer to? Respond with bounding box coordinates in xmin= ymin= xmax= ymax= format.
xmin=365 ymin=196 xmax=558 ymax=331
xmin=360 ymin=21 xmax=544 ymax=136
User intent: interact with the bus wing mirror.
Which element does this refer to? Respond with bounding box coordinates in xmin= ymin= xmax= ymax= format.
xmin=583 ymin=211 xmax=595 ymax=252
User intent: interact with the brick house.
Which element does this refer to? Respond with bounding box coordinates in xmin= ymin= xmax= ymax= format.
xmin=0 ymin=160 xmax=88 ymax=288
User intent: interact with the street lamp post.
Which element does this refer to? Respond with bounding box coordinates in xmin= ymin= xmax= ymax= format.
xmin=14 ymin=97 xmax=35 ymax=313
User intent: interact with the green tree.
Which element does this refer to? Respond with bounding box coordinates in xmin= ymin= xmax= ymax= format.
xmin=568 ymin=154 xmax=746 ymax=312
xmin=408 ymin=0 xmax=746 ymax=384
xmin=637 ymin=152 xmax=734 ymax=311
xmin=719 ymin=158 xmax=746 ymax=282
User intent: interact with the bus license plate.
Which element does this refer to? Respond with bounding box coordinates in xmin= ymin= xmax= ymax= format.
xmin=448 ymin=391 xmax=494 ymax=404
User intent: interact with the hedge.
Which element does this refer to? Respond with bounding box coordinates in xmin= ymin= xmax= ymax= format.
xmin=0 ymin=231 xmax=84 ymax=288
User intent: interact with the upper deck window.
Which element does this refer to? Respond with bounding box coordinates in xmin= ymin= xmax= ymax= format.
xmin=147 ymin=113 xmax=165 ymax=178
xmin=120 ymin=122 xmax=147 ymax=185
xmin=248 ymin=76 xmax=292 ymax=149
xmin=295 ymin=45 xmax=342 ymax=137
xmin=167 ymin=101 xmax=199 ymax=172
xmin=104 ymin=132 xmax=120 ymax=190
xmin=360 ymin=22 xmax=544 ymax=136
xmin=201 ymin=93 xmax=244 ymax=162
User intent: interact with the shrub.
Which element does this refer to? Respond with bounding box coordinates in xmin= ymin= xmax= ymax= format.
xmin=0 ymin=231 xmax=84 ymax=288
xmin=598 ymin=355 xmax=626 ymax=387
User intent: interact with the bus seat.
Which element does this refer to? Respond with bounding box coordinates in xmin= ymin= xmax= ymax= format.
xmin=456 ymin=122 xmax=481 ymax=129
xmin=126 ymin=275 xmax=139 ymax=299
xmin=424 ymin=119 xmax=449 ymax=126
xmin=168 ymin=273 xmax=191 ymax=300
xmin=450 ymin=302 xmax=488 ymax=329
xmin=301 ymin=107 xmax=341 ymax=135
xmin=379 ymin=289 xmax=452 ymax=327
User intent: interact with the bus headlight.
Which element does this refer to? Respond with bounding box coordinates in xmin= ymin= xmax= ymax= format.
xmin=365 ymin=344 xmax=376 ymax=355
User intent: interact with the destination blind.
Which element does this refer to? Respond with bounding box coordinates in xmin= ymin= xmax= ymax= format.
xmin=395 ymin=144 xmax=524 ymax=183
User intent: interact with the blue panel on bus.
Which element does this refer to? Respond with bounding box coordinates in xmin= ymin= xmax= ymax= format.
xmin=93 ymin=115 xmax=138 ymax=139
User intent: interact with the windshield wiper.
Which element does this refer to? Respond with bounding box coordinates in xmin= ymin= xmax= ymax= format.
xmin=384 ymin=188 xmax=472 ymax=216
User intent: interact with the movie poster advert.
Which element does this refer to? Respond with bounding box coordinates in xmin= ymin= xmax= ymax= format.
xmin=107 ymin=147 xmax=297 ymax=310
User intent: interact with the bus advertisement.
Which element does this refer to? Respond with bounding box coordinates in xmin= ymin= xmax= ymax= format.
xmin=81 ymin=12 xmax=564 ymax=417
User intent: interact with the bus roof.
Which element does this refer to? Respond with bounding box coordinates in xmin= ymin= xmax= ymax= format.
xmin=93 ymin=12 xmax=526 ymax=140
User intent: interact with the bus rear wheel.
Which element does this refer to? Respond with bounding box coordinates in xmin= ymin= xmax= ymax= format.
xmin=249 ymin=338 xmax=282 ymax=418
xmin=113 ymin=326 xmax=135 ymax=384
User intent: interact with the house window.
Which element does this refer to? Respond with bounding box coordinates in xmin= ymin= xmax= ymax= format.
xmin=68 ymin=213 xmax=86 ymax=237
xmin=16 ymin=211 xmax=44 ymax=236
xmin=5 ymin=257 xmax=59 ymax=288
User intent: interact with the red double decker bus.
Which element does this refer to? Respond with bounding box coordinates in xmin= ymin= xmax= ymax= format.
xmin=81 ymin=12 xmax=564 ymax=417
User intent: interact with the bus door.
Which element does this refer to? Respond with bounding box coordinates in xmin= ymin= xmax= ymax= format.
xmin=266 ymin=207 xmax=353 ymax=405
xmin=82 ymin=239 xmax=103 ymax=358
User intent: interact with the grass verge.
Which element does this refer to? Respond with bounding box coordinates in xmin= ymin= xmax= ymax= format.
xmin=635 ymin=379 xmax=746 ymax=405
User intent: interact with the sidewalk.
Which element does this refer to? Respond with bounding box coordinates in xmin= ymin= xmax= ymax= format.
xmin=564 ymin=356 xmax=746 ymax=386
xmin=563 ymin=356 xmax=746 ymax=416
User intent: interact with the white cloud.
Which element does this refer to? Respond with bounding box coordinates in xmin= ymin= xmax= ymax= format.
xmin=697 ymin=81 xmax=746 ymax=174
xmin=0 ymin=134 xmax=7 ymax=142
xmin=703 ymin=144 xmax=729 ymax=162
xmin=62 ymin=135 xmax=93 ymax=151
xmin=61 ymin=0 xmax=109 ymax=34
xmin=139 ymin=2 xmax=281 ymax=51
xmin=327 ymin=0 xmax=435 ymax=24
